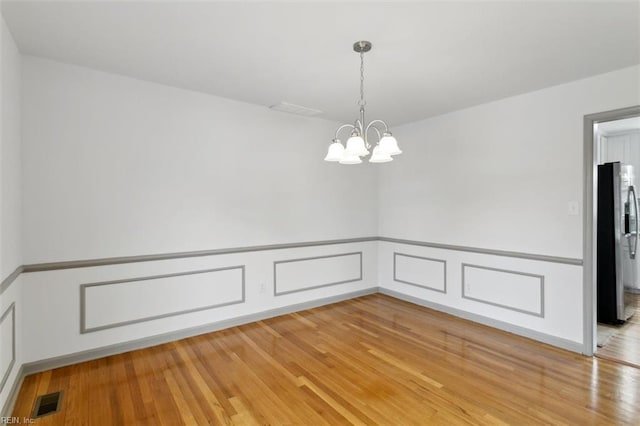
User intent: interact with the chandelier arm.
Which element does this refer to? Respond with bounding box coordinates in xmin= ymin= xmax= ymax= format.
xmin=365 ymin=119 xmax=390 ymax=136
xmin=334 ymin=124 xmax=356 ymax=140
xmin=366 ymin=126 xmax=382 ymax=144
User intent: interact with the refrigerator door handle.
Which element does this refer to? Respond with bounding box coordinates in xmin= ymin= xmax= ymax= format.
xmin=632 ymin=185 xmax=639 ymax=259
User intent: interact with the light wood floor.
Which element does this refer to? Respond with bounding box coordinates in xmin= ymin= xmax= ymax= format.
xmin=12 ymin=294 xmax=640 ymax=424
xmin=597 ymin=292 xmax=640 ymax=368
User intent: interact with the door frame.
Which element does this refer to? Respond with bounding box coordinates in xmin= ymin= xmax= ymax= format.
xmin=583 ymin=105 xmax=640 ymax=355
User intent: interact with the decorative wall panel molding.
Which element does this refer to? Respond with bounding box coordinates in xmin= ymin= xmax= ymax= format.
xmin=461 ymin=263 xmax=544 ymax=317
xmin=0 ymin=267 xmax=22 ymax=295
xmin=80 ymin=266 xmax=245 ymax=333
xmin=24 ymin=237 xmax=377 ymax=273
xmin=274 ymin=252 xmax=362 ymax=296
xmin=393 ymin=253 xmax=446 ymax=293
xmin=379 ymin=237 xmax=582 ymax=265
xmin=15 ymin=236 xmax=580 ymax=276
xmin=0 ymin=303 xmax=16 ymax=393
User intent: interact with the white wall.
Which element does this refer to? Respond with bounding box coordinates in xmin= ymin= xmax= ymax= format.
xmin=0 ymin=16 xmax=21 ymax=279
xmin=379 ymin=65 xmax=640 ymax=259
xmin=0 ymin=13 xmax=22 ymax=415
xmin=21 ymin=56 xmax=378 ymax=264
xmin=378 ymin=66 xmax=640 ymax=349
xmin=16 ymin=57 xmax=380 ymax=370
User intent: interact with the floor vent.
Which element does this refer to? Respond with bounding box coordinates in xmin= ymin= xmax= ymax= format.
xmin=32 ymin=391 xmax=62 ymax=418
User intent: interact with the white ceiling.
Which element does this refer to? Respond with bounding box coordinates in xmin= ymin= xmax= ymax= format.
xmin=2 ymin=1 xmax=639 ymax=126
xmin=598 ymin=117 xmax=640 ymax=134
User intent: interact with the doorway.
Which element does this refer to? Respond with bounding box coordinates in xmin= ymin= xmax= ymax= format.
xmin=584 ymin=106 xmax=640 ymax=363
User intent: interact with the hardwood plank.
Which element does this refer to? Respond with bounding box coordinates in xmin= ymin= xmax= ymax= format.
xmin=11 ymin=294 xmax=640 ymax=424
xmin=173 ymin=344 xmax=233 ymax=425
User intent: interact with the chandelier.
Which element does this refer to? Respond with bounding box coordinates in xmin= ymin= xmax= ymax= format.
xmin=325 ymin=41 xmax=401 ymax=164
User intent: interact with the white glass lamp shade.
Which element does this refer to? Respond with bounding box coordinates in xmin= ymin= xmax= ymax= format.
xmin=324 ymin=140 xmax=345 ymax=162
xmin=369 ymin=145 xmax=393 ymax=163
xmin=339 ymin=152 xmax=362 ymax=164
xmin=345 ymin=135 xmax=369 ymax=157
xmin=378 ymin=134 xmax=402 ymax=155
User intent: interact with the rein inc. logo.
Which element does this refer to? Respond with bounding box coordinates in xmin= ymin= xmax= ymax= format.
xmin=0 ymin=418 xmax=35 ymax=424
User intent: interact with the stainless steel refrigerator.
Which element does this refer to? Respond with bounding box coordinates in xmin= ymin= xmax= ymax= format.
xmin=597 ymin=162 xmax=638 ymax=324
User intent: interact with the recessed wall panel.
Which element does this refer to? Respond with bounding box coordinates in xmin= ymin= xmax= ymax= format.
xmin=394 ymin=253 xmax=446 ymax=293
xmin=462 ymin=264 xmax=544 ymax=317
xmin=0 ymin=304 xmax=15 ymax=393
xmin=81 ymin=266 xmax=245 ymax=333
xmin=274 ymin=252 xmax=362 ymax=296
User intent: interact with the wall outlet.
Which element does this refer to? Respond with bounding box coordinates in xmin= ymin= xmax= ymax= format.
xmin=259 ymin=282 xmax=266 ymax=294
xmin=465 ymin=282 xmax=471 ymax=294
xmin=568 ymin=201 xmax=580 ymax=216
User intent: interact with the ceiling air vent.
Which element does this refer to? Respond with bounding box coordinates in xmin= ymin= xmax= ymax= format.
xmin=269 ymin=102 xmax=323 ymax=117
xmin=32 ymin=391 xmax=63 ymax=418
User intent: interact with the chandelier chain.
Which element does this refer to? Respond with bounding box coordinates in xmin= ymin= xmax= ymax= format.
xmin=359 ymin=51 xmax=366 ymax=107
